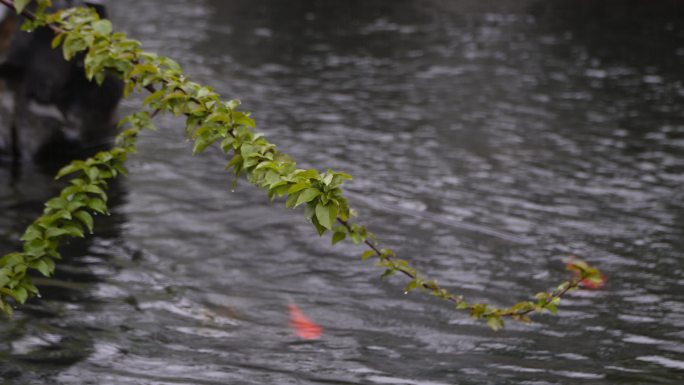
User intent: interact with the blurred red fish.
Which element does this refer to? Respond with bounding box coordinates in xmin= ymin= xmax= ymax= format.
xmin=288 ymin=301 xmax=322 ymax=340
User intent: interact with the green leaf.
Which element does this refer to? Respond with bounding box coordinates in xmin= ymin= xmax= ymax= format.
xmin=12 ymin=287 xmax=28 ymax=304
xmin=486 ymin=316 xmax=504 ymax=331
xmin=294 ymin=188 xmax=320 ymax=207
xmin=303 ymin=203 xmax=315 ymax=220
xmin=405 ymin=279 xmax=419 ymax=293
xmin=24 ymin=239 xmax=48 ymax=257
xmin=45 ymin=227 xmax=70 ymax=239
xmin=380 ymin=268 xmax=396 ymax=279
xmin=74 ymin=211 xmax=94 ymax=232
xmin=0 ymin=253 xmax=23 ymax=268
xmin=311 ymin=216 xmax=327 ymax=236
xmin=361 ymin=250 xmax=376 ymax=260
xmin=225 ymin=154 xmax=243 ymax=170
xmin=51 ymin=33 xmax=65 ymax=49
xmin=0 ymin=272 xmax=10 ymax=288
xmin=469 ymin=303 xmax=487 ymax=319
xmin=270 ymin=183 xmax=290 ymax=197
xmin=20 ymin=225 xmax=43 ymax=242
xmin=331 ymin=231 xmax=345 ymax=245
xmin=263 ymin=170 xmax=281 ymax=186
xmin=193 ymin=135 xmax=216 ymax=155
xmin=143 ymin=89 xmax=165 ymax=106
xmin=287 ymin=182 xmax=310 ymax=194
xmin=63 ymin=224 xmax=85 ymax=238
xmin=21 ymin=280 xmax=39 ymax=294
xmin=62 ymin=35 xmax=88 ymax=60
xmin=425 ymin=279 xmax=439 ymax=290
xmin=82 ymin=184 xmax=106 ymax=198
xmin=255 ymin=160 xmax=277 ymax=172
xmin=45 ymin=197 xmax=67 ymax=210
xmin=33 ymin=259 xmax=51 ymax=276
xmin=315 ymin=203 xmax=333 ymax=230
xmin=87 ymin=198 xmax=107 ymax=214
xmin=350 ymin=232 xmax=363 ymax=244
xmin=285 ymin=191 xmax=300 ymax=209
xmin=65 ymin=200 xmax=86 ymax=213
xmin=85 ymin=166 xmax=100 ymax=181
xmin=334 ymin=171 xmax=353 ymax=180
xmin=56 ymin=162 xmax=83 ymax=179
xmin=54 ymin=209 xmax=72 ymax=221
xmin=0 ymin=300 xmax=12 ymax=316
xmin=92 ymin=19 xmax=112 ymax=35
xmin=233 ymin=111 xmax=255 ymax=127
xmin=328 ymin=204 xmax=339 ymax=226
xmin=545 ymin=303 xmax=558 ymax=315
xmin=14 ymin=0 xmax=31 ymax=14
xmin=220 ymin=136 xmax=235 ymax=153
xmin=294 ymin=169 xmax=319 ymax=180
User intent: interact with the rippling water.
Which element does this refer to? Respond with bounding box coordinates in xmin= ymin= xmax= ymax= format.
xmin=1 ymin=0 xmax=684 ymax=383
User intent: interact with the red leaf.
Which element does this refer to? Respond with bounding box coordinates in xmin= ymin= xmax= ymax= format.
xmin=564 ymin=257 xmax=607 ymax=290
xmin=579 ymin=273 xmax=607 ymax=290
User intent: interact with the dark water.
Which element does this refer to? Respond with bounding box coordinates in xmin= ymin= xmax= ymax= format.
xmin=2 ymin=0 xmax=684 ymax=383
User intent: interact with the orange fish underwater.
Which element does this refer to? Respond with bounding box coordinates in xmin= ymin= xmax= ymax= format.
xmin=288 ymin=301 xmax=323 ymax=340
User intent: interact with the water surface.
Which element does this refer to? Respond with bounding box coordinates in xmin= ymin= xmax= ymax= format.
xmin=1 ymin=0 xmax=683 ymax=384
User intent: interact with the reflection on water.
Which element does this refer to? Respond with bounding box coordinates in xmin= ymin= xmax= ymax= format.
xmin=1 ymin=0 xmax=684 ymax=383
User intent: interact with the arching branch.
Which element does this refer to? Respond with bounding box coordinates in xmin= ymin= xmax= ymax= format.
xmin=0 ymin=0 xmax=604 ymax=330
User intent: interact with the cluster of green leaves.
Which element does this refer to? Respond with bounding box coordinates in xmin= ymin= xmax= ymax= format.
xmin=0 ymin=0 xmax=603 ymax=329
xmin=0 ymin=110 xmax=155 ymax=315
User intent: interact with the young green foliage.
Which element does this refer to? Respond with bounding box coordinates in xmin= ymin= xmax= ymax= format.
xmin=0 ymin=107 xmax=155 ymax=315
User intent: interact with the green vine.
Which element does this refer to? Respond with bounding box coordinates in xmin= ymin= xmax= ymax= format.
xmin=0 ymin=0 xmax=604 ymax=330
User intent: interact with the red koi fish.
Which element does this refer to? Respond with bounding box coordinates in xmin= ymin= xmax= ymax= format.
xmin=288 ymin=301 xmax=322 ymax=340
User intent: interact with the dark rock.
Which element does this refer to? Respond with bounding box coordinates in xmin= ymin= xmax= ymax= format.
xmin=0 ymin=1 xmax=123 ymax=165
